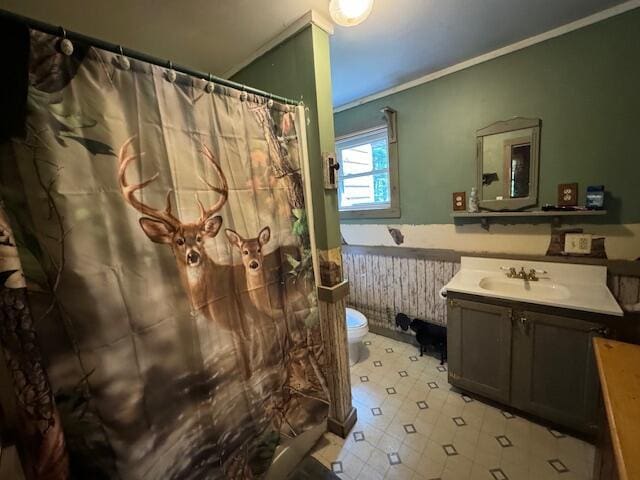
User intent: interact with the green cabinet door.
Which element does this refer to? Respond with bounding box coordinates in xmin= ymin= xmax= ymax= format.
xmin=511 ymin=311 xmax=603 ymax=434
xmin=447 ymin=299 xmax=513 ymax=404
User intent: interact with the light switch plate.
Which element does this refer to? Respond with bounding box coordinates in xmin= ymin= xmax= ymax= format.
xmin=564 ymin=233 xmax=592 ymax=254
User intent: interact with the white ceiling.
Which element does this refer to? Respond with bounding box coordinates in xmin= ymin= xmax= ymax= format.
xmin=330 ymin=0 xmax=631 ymax=107
xmin=0 ymin=0 xmax=632 ymax=107
xmin=0 ymin=0 xmax=330 ymax=78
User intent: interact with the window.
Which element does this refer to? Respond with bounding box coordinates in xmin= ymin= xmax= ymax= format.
xmin=336 ymin=126 xmax=398 ymax=217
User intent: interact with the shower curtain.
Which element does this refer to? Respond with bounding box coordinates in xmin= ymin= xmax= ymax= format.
xmin=0 ymin=30 xmax=328 ymax=479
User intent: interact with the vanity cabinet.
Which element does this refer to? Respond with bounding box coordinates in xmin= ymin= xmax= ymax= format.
xmin=447 ymin=299 xmax=512 ymax=404
xmin=447 ymin=295 xmax=609 ymax=435
xmin=511 ymin=311 xmax=602 ymax=433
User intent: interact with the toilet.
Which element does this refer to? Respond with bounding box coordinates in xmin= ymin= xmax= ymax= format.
xmin=346 ymin=308 xmax=369 ymax=366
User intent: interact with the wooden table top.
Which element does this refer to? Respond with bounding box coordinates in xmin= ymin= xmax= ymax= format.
xmin=593 ymin=338 xmax=640 ymax=480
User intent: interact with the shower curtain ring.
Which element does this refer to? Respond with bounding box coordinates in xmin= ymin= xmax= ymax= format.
xmin=267 ymin=93 xmax=274 ymax=109
xmin=58 ymin=26 xmax=74 ymax=56
xmin=118 ymin=45 xmax=130 ymax=70
xmin=240 ymin=85 xmax=248 ymax=102
xmin=167 ymin=61 xmax=177 ymax=83
xmin=205 ymin=73 xmax=214 ymax=93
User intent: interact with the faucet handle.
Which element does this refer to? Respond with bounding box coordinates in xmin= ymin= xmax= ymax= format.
xmin=526 ymin=268 xmax=547 ymax=281
xmin=528 ymin=268 xmax=548 ymax=277
xmin=501 ymin=266 xmax=518 ymax=278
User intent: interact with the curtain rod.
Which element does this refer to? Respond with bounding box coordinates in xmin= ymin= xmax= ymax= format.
xmin=0 ymin=9 xmax=302 ymax=107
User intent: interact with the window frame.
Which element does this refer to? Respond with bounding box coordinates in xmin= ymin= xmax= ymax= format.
xmin=335 ymin=123 xmax=400 ymax=219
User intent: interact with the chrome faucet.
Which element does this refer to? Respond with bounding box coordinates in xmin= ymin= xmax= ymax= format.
xmin=518 ymin=267 xmax=528 ymax=280
xmin=517 ymin=267 xmax=542 ymax=281
xmin=502 ymin=266 xmax=544 ymax=281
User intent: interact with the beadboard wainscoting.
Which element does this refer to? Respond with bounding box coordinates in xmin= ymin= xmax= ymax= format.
xmin=342 ymin=249 xmax=460 ymax=331
xmin=342 ymin=246 xmax=640 ymax=339
xmin=609 ymin=274 xmax=640 ymax=308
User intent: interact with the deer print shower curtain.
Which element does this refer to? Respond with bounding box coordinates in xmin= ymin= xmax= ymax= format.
xmin=0 ymin=30 xmax=328 ymax=479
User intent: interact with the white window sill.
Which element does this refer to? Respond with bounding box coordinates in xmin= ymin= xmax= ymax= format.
xmin=339 ymin=205 xmax=401 ymax=219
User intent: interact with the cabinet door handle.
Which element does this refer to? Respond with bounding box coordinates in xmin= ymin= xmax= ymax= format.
xmin=519 ymin=315 xmax=530 ymax=334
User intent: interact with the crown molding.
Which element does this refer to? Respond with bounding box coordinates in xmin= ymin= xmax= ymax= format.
xmin=334 ymin=0 xmax=640 ymax=113
xmin=222 ymin=9 xmax=333 ymax=79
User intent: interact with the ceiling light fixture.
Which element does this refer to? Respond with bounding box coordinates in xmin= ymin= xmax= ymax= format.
xmin=329 ymin=0 xmax=374 ymax=27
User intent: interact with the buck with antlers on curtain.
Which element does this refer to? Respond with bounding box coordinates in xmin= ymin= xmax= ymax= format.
xmin=0 ymin=29 xmax=328 ymax=480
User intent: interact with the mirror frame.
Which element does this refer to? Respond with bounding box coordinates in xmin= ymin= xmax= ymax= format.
xmin=476 ymin=117 xmax=541 ymax=211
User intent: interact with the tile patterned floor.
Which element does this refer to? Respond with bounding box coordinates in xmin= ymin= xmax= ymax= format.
xmin=311 ymin=332 xmax=595 ymax=480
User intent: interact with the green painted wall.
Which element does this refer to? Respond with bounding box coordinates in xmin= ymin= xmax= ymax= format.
xmin=335 ymin=8 xmax=640 ymax=226
xmin=232 ymin=25 xmax=341 ymax=250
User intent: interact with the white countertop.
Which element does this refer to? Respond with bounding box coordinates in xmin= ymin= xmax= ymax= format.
xmin=444 ymin=257 xmax=623 ymax=317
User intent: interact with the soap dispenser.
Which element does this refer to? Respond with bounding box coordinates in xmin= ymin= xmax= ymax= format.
xmin=468 ymin=187 xmax=479 ymax=213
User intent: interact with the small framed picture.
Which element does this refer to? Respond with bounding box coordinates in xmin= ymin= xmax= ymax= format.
xmin=452 ymin=192 xmax=466 ymax=211
xmin=557 ymin=183 xmax=578 ymax=206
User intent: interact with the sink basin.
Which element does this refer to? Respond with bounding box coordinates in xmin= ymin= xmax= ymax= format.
xmin=444 ymin=256 xmax=623 ymax=316
xmin=478 ymin=276 xmax=571 ymax=301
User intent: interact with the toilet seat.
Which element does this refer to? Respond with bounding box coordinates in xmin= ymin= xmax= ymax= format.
xmin=346 ymin=308 xmax=369 ymax=340
xmin=347 ymin=308 xmax=366 ymax=326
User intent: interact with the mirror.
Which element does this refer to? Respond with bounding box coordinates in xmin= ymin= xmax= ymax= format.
xmin=476 ymin=117 xmax=540 ymax=210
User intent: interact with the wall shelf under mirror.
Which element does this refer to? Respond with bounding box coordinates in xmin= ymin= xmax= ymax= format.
xmin=451 ymin=209 xmax=607 ymax=230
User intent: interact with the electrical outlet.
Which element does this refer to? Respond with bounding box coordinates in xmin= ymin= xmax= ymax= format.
xmin=564 ymin=233 xmax=592 ymax=254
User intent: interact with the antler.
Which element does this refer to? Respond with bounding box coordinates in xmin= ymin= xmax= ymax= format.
xmin=197 ymin=144 xmax=229 ymax=221
xmin=118 ymin=136 xmax=181 ymax=229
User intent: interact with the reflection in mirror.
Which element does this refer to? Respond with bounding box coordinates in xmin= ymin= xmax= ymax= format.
xmin=481 ymin=128 xmax=532 ymax=201
xmin=476 ymin=118 xmax=540 ymax=210
xmin=510 ymin=143 xmax=530 ymax=198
